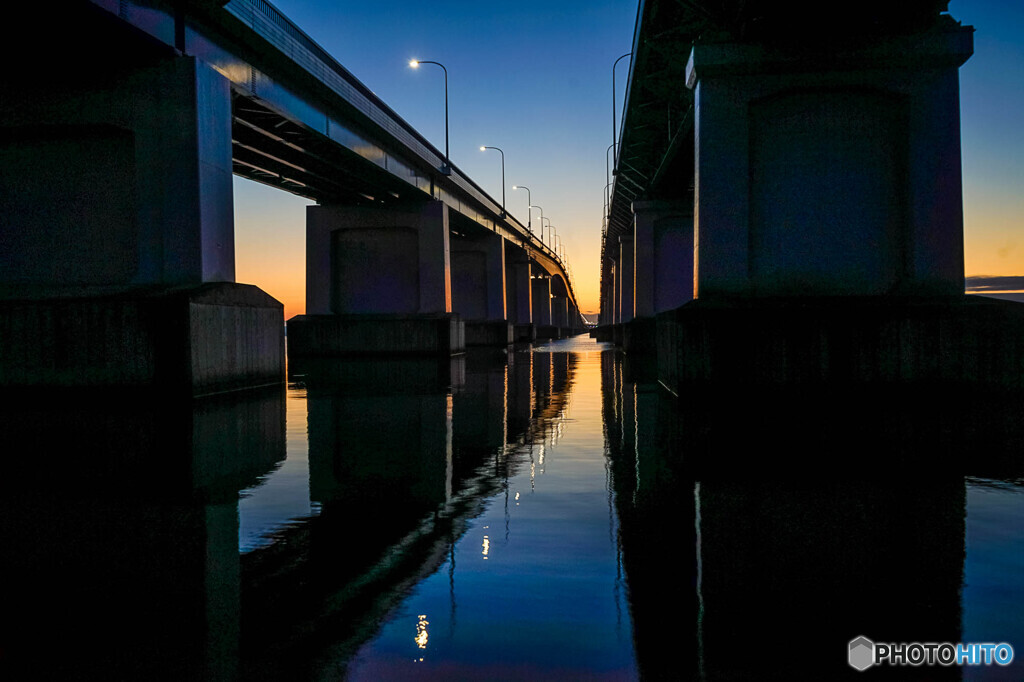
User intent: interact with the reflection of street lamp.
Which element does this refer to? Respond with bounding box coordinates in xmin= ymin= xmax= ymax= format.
xmin=513 ymin=185 xmax=531 ymax=233
xmin=479 ymin=146 xmax=506 ymax=218
xmin=409 ymin=59 xmax=451 ymax=175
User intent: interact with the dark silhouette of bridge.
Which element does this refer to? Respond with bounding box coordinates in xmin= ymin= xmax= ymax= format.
xmin=0 ymin=0 xmax=584 ymax=395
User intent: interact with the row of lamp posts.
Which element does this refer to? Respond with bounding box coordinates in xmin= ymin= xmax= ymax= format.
xmin=409 ymin=59 xmax=566 ymax=266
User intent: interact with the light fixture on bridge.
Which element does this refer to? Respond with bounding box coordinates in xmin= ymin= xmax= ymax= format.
xmin=612 ymin=52 xmax=632 ymax=156
xmin=532 ymin=206 xmax=545 ymax=244
xmin=479 ymin=145 xmax=506 ymax=219
xmin=409 ymin=59 xmax=451 ymax=176
xmin=513 ymin=185 xmax=532 ymax=233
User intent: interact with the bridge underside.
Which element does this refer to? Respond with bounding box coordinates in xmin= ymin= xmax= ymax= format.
xmin=0 ymin=2 xmax=584 ymax=392
xmin=598 ymin=1 xmax=1024 ymax=391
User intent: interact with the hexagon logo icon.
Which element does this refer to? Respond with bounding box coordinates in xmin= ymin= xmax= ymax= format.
xmin=849 ymin=636 xmax=875 ymax=671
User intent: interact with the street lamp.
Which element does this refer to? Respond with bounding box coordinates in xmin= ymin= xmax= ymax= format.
xmin=513 ymin=185 xmax=532 ymax=233
xmin=531 ymin=205 xmax=544 ymax=242
xmin=480 ymin=146 xmax=506 ymax=218
xmin=541 ymin=217 xmax=551 ymax=248
xmin=612 ymin=52 xmax=632 ymax=162
xmin=605 ymin=142 xmax=617 ymax=186
xmin=409 ymin=59 xmax=451 ymax=175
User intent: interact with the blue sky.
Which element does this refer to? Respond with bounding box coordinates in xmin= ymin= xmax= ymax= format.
xmin=234 ymin=0 xmax=1024 ymax=316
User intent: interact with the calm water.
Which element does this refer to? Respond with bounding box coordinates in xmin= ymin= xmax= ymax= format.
xmin=2 ymin=335 xmax=1023 ymax=680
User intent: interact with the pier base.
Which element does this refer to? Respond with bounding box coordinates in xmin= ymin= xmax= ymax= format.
xmin=657 ymin=295 xmax=1024 ymax=395
xmin=536 ymin=325 xmax=561 ymax=341
xmin=0 ymin=283 xmax=284 ymax=396
xmin=287 ymin=313 xmax=464 ymax=357
xmin=465 ymin=320 xmax=513 ymax=347
xmin=514 ymin=323 xmax=537 ymax=343
xmin=623 ymin=317 xmax=657 ymax=354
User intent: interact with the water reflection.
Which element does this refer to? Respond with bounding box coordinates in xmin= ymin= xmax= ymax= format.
xmin=0 ymin=387 xmax=285 ymax=679
xmin=2 ymin=338 xmax=1022 ymax=679
xmin=603 ymin=354 xmax=1024 ymax=680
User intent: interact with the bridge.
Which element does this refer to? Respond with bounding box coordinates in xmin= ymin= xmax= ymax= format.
xmin=596 ymin=1 xmax=1024 ymax=391
xmin=0 ymin=0 xmax=584 ymax=395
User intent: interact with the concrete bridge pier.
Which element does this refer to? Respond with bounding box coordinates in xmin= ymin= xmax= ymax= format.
xmin=451 ymin=230 xmax=513 ymax=347
xmin=624 ymin=200 xmax=694 ymax=354
xmin=613 ymin=235 xmax=634 ymax=346
xmin=505 ymin=246 xmax=535 ymax=343
xmin=0 ymin=54 xmax=284 ymax=395
xmin=288 ymin=201 xmax=464 ymax=356
xmin=532 ymin=275 xmax=557 ymax=340
xmin=551 ymin=295 xmax=568 ymax=334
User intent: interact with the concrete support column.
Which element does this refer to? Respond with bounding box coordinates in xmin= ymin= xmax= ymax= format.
xmin=1 ymin=56 xmax=235 ymax=286
xmin=618 ymin=236 xmax=635 ymax=324
xmin=686 ymin=30 xmax=972 ymax=297
xmin=291 ymin=201 xmax=463 ymax=356
xmin=306 ymin=201 xmax=451 ymax=316
xmin=532 ymin=276 xmax=552 ymax=326
xmin=0 ymin=54 xmax=284 ymax=394
xmin=633 ymin=200 xmax=695 ymax=317
xmin=552 ymin=295 xmax=569 ymax=329
xmin=611 ymin=263 xmax=620 ymax=326
xmin=505 ymin=259 xmax=533 ymax=325
xmin=451 ymin=231 xmax=506 ymax=321
xmin=450 ymin=230 xmax=511 ymax=346
xmin=505 ymin=248 xmax=535 ymax=342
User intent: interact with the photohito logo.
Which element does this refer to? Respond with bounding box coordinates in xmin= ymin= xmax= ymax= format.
xmin=848 ymin=636 xmax=1014 ymax=670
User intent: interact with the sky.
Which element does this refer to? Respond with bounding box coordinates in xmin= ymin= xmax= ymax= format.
xmin=233 ymin=0 xmax=1024 ymax=318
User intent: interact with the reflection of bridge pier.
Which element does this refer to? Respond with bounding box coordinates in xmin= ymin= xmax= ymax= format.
xmin=0 ymin=389 xmax=285 ymax=678
xmin=506 ymin=350 xmax=535 ymax=443
xmin=602 ymin=358 xmax=969 ymax=680
xmin=697 ymin=480 xmax=964 ymax=680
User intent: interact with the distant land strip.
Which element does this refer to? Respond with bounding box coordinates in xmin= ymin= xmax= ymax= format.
xmin=965 ymin=276 xmax=1024 ymax=292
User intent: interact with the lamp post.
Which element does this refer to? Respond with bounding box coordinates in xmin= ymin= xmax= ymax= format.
xmin=409 ymin=59 xmax=450 ymax=175
xmin=612 ymin=52 xmax=631 ymax=163
xmin=606 ymin=142 xmax=617 ymax=186
xmin=513 ymin=185 xmax=531 ymax=233
xmin=479 ymin=146 xmax=506 ymax=218
xmin=532 ymin=205 xmax=544 ymax=243
xmin=541 ymin=217 xmax=551 ymax=248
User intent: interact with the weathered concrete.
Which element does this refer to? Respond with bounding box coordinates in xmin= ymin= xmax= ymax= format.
xmin=618 ymin=236 xmax=635 ymax=324
xmin=1 ymin=56 xmax=235 ymax=286
xmin=451 ymin=231 xmax=509 ymax=346
xmin=465 ymin=320 xmax=514 ymax=347
xmin=0 ymin=283 xmax=284 ymax=396
xmin=297 ymin=201 xmax=465 ymax=355
xmin=505 ymin=252 xmax=534 ymax=342
xmin=686 ymin=28 xmax=973 ymax=298
xmin=306 ymin=201 xmax=451 ymax=316
xmin=657 ymin=296 xmax=1024 ymax=395
xmin=633 ymin=200 xmax=694 ymax=318
xmin=537 ymin=325 xmax=562 ymax=341
xmin=287 ymin=313 xmax=464 ymax=357
xmin=531 ymin=276 xmax=552 ymax=327
xmin=551 ymin=295 xmax=569 ymax=329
